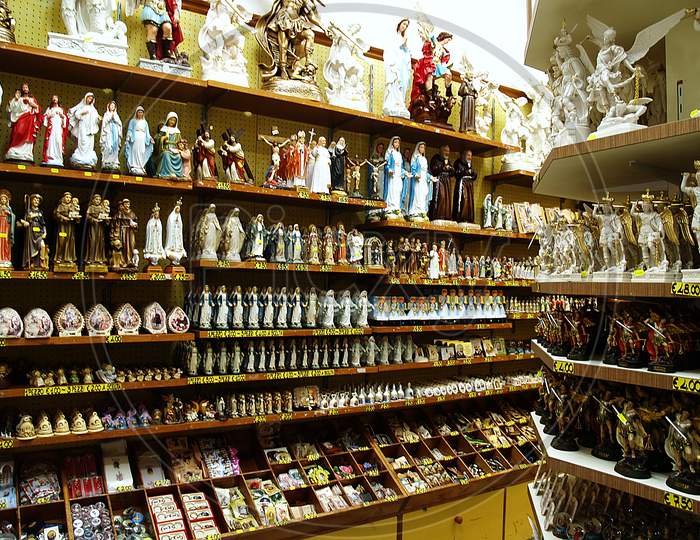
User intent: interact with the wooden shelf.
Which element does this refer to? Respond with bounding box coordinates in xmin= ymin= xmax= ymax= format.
xmin=532 ymin=412 xmax=700 ymax=516
xmin=371 ymin=322 xmax=512 ymax=334
xmin=0 ymin=353 xmax=538 ymax=399
xmin=532 ymin=340 xmax=700 ymax=394
xmin=533 ymin=117 xmax=700 ymax=202
xmin=0 ymin=162 xmax=192 ymax=191
xmin=191 ymin=260 xmax=387 ymax=275
xmin=506 ymin=313 xmax=538 ymax=320
xmin=0 ymin=333 xmax=194 ymax=347
xmin=362 ymin=220 xmax=536 ymax=241
xmin=0 ymin=384 xmax=539 ymax=451
xmin=0 ymin=43 xmax=514 ymax=156
xmin=194 ymin=179 xmax=386 ymax=208
xmin=383 ymin=276 xmax=534 ymax=287
xmin=484 ymin=170 xmax=535 ymax=188
xmin=197 ymin=328 xmax=373 ymax=339
xmin=526 ymin=483 xmax=555 ymax=540
xmin=0 ymin=270 xmax=193 ymax=281
xmin=532 ymin=279 xmax=682 ymax=299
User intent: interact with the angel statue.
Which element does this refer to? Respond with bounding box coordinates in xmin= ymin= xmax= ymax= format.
xmin=630 ymin=190 xmax=668 ymax=274
xmin=524 ymin=85 xmax=553 ymax=170
xmin=198 ymin=0 xmax=253 ymax=87
xmin=254 ymin=0 xmax=328 ymax=101
xmin=323 ymin=22 xmax=370 ymax=111
xmin=496 ymin=93 xmax=535 ymax=172
xmin=473 ymin=70 xmax=497 ymax=138
xmin=592 ymin=193 xmax=626 ymax=273
xmin=580 ymin=11 xmax=698 ymax=137
xmin=48 ymin=0 xmax=127 ymax=63
xmin=680 ymin=162 xmax=700 ymax=273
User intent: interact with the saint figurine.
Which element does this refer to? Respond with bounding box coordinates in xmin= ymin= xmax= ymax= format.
xmin=18 ymin=193 xmax=48 ymax=270
xmin=126 ymin=0 xmax=188 ymax=65
xmin=219 ymin=129 xmax=254 ymax=183
xmin=68 ymin=92 xmax=100 ymax=170
xmin=245 ymin=214 xmax=267 ymax=260
xmin=220 ymin=207 xmax=245 ymax=262
xmin=100 ymin=101 xmax=122 ymax=173
xmin=53 ymin=191 xmax=80 ymax=272
xmin=259 ymin=128 xmax=290 ymax=186
xmin=164 ymin=198 xmax=187 ymax=268
xmin=457 ymin=56 xmax=478 ymax=133
xmin=156 ymin=112 xmax=184 ymax=179
xmin=382 ymin=19 xmax=411 ymax=118
xmin=309 ymin=136 xmax=331 ymax=194
xmin=429 ymin=144 xmax=454 ymax=222
xmin=84 ymin=193 xmax=109 ymax=272
xmin=194 ymin=124 xmax=217 ymax=179
xmin=452 ymin=149 xmax=477 ymax=224
xmin=196 ymin=204 xmax=221 ymax=261
xmin=0 ymin=189 xmax=15 ymax=268
xmin=125 ymin=106 xmax=154 ymax=176
xmin=323 ymin=22 xmax=369 ymax=111
xmin=290 ymin=130 xmax=310 ymax=189
xmin=406 ymin=141 xmax=434 ymax=222
xmin=110 ymin=198 xmax=138 ymax=271
xmin=5 ymin=82 xmax=41 ymax=162
xmin=41 ymin=95 xmax=68 ymax=167
xmin=383 ymin=136 xmax=407 ymax=219
xmin=330 ymin=137 xmax=348 ymax=194
xmin=143 ymin=203 xmax=166 ymax=268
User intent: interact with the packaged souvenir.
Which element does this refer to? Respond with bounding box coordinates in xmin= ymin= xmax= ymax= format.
xmin=143 ymin=302 xmax=167 ymax=334
xmin=23 ymin=308 xmax=53 ymax=338
xmin=53 ymin=303 xmax=84 ymax=337
xmin=85 ymin=304 xmax=114 ymax=336
xmin=113 ymin=303 xmax=141 ymax=335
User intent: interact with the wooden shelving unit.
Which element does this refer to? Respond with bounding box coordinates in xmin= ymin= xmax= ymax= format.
xmin=532 ymin=412 xmax=700 ymax=516
xmin=383 ymin=276 xmax=534 ymax=287
xmin=192 ymin=260 xmax=387 ymax=275
xmin=0 ymin=333 xmax=194 ymax=347
xmin=0 ymin=270 xmax=193 ymax=281
xmin=484 ymin=170 xmax=536 ymax=188
xmin=531 ymin=279 xmax=682 ymax=299
xmin=362 ymin=220 xmax=535 ymax=241
xmin=0 ymin=353 xmax=538 ymax=400
xmin=532 ymin=340 xmax=700 ymax=394
xmin=0 ymin=384 xmax=539 ymax=451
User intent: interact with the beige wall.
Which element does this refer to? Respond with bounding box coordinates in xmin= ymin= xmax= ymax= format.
xmin=665 ymin=22 xmax=700 ymax=122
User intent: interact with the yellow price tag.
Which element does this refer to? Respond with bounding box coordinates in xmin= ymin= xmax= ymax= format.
xmin=17 ymin=164 xmax=26 ymax=170
xmin=553 ymin=360 xmax=574 ymax=374
xmin=673 ymin=376 xmax=700 ymax=394
xmin=633 ymin=269 xmax=645 ymax=277
xmin=663 ymin=492 xmax=694 ymax=512
xmin=84 ymin=171 xmax=92 ymax=177
xmin=50 ymin=168 xmax=59 ymax=173
xmin=106 ymin=335 xmax=122 ymax=344
xmin=671 ymin=282 xmax=700 ymax=297
xmin=690 ymin=109 xmax=700 ymax=118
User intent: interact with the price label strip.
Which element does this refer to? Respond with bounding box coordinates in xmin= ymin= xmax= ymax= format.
xmin=553 ymin=360 xmax=575 ymax=374
xmin=672 ymin=376 xmax=700 ymax=394
xmin=671 ymin=282 xmax=700 ymax=297
xmin=663 ymin=492 xmax=694 ymax=513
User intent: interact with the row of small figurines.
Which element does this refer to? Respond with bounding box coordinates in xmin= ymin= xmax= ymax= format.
xmin=22 ymin=363 xmax=181 ymax=389
xmin=186 ymin=286 xmax=372 ymax=330
xmin=0 ymin=190 xmax=187 ymax=273
xmin=370 ymin=291 xmax=509 ymax=322
xmin=0 ymin=302 xmax=189 ymax=339
xmin=181 ymin=334 xmax=422 ymax=376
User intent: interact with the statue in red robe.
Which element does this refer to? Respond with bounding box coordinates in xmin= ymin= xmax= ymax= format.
xmin=5 ymin=82 xmax=41 ymax=163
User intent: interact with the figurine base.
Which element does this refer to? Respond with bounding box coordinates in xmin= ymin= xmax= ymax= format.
xmin=431 ymin=219 xmax=458 ymax=227
xmin=614 ymin=457 xmax=651 ymax=479
xmin=591 ymin=121 xmax=646 ymax=140
xmin=0 ymin=28 xmax=15 ymax=43
xmin=146 ymin=265 xmax=164 ymax=273
xmin=84 ymin=263 xmax=108 ymax=273
xmin=138 ymin=58 xmax=193 ymax=78
xmin=262 ymin=77 xmax=322 ymax=102
xmin=647 ymin=359 xmax=677 ymax=373
xmin=577 ymin=431 xmax=596 ymax=448
xmin=551 ymin=433 xmax=579 ymax=452
xmin=165 ymin=265 xmax=186 ymax=274
xmin=326 ymin=94 xmax=369 ymax=112
xmin=500 ymin=153 xmax=536 ymax=173
xmin=331 ymin=189 xmax=348 ymax=197
xmin=591 ymin=270 xmax=631 ymax=282
xmin=667 ymin=472 xmax=700 ymax=495
xmin=630 ymin=271 xmax=679 ymax=283
xmin=53 ymin=262 xmax=78 ymax=273
xmin=200 ymin=67 xmax=249 ymax=88
xmin=552 ymin=122 xmax=590 ymax=147
xmin=618 ymin=356 xmax=647 ymax=369
xmin=681 ymin=269 xmax=700 ymax=283
xmin=382 ymin=107 xmax=410 ymax=119
xmin=47 ymin=32 xmax=128 ymax=65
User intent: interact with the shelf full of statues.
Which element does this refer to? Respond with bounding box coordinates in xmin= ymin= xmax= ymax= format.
xmin=535 ymin=187 xmax=700 ymax=285
xmin=529 ymin=471 xmax=700 ymax=540
xmin=535 ymin=371 xmax=700 ymax=503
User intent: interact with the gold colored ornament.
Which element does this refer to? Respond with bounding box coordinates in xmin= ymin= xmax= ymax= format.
xmin=0 ymin=0 xmax=16 ymax=43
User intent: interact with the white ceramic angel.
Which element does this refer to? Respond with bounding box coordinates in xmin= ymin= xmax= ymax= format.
xmin=198 ymin=0 xmax=252 ymax=86
xmin=631 ymin=192 xmax=668 ymax=272
xmin=497 ymin=93 xmax=535 ymax=172
xmin=592 ymin=195 xmax=626 ymax=272
xmin=143 ymin=203 xmax=166 ymax=266
xmin=220 ymin=207 xmax=246 ymax=262
xmin=323 ymin=22 xmax=369 ymax=111
xmin=353 ymin=290 xmax=372 ymax=327
xmin=165 ymin=199 xmax=186 ymax=266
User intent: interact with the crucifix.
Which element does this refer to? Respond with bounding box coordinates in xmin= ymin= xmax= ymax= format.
xmin=258 ymin=126 xmax=291 ymax=187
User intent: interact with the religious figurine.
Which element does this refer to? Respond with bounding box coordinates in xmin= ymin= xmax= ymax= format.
xmin=220 ymin=129 xmax=254 ymax=183
xmin=456 ymin=55 xmax=477 ymax=132
xmin=497 ymin=93 xmax=535 ymax=172
xmin=198 ymin=0 xmax=252 ymax=86
xmin=347 ymin=156 xmax=363 ymax=197
xmin=330 ymin=137 xmax=348 ymax=195
xmin=320 ymin=290 xmax=339 ymax=328
xmin=5 ymin=82 xmax=41 ymax=162
xmin=428 ymin=243 xmax=440 ymax=280
xmin=267 ymin=222 xmax=287 ymax=263
xmin=681 ymin=162 xmax=700 ymax=256
xmin=429 ymin=145 xmax=455 ymax=222
xmin=245 ymin=214 xmax=267 ymax=261
xmin=125 ymin=106 xmax=154 ymax=176
xmin=68 ymin=92 xmax=100 ymax=170
xmin=631 ymin=191 xmax=668 ymax=274
xmin=41 ymin=95 xmax=68 ymax=167
xmin=254 ymin=0 xmax=328 ymax=101
xmin=0 ymin=0 xmax=15 ymax=43
xmin=196 ymin=204 xmax=221 ymax=261
xmin=592 ymin=193 xmax=626 ymax=273
xmin=305 ymin=224 xmax=321 ymax=264
xmin=50 ymin=0 xmax=127 ymax=63
xmin=143 ymin=203 xmax=166 ymax=268
xmin=323 ymin=22 xmax=369 ymax=111
xmin=84 ymin=194 xmax=109 ymax=272
xmin=322 ymin=225 xmax=335 ymax=265
xmin=347 ymin=228 xmax=364 ymax=265
xmin=213 ymin=285 xmax=231 ymax=329
xmin=193 ymin=124 xmax=217 ymax=179
xmin=231 ymin=285 xmax=244 ymax=328
xmin=286 ymin=224 xmax=304 ymax=263
xmin=164 ymin=198 xmax=186 ymax=268
xmin=220 ymin=207 xmax=246 ymax=262
xmin=110 ymin=198 xmax=138 ymax=271
xmin=197 ymin=285 xmax=214 ymax=329
xmin=245 ymin=286 xmax=260 ymax=328
xmin=614 ymin=400 xmax=651 ymax=479
xmin=664 ymin=410 xmax=700 ymax=495
xmin=156 ymin=112 xmax=185 ymax=179
xmin=259 ymin=128 xmax=290 ymax=186
xmin=453 ymin=149 xmax=477 ymax=224
xmin=410 ymin=23 xmax=455 ymax=128
xmin=309 ymin=136 xmax=331 ymax=194
xmin=53 ymin=191 xmax=80 ymax=272
xmin=126 ymin=0 xmax=190 ymax=71
xmin=100 ymin=101 xmax=122 ymax=173
xmin=483 ymin=194 xmax=493 ymax=228
xmin=0 ymin=189 xmax=15 ymax=268
xmin=18 ymin=193 xmax=48 ymax=270
xmin=383 ymin=136 xmax=407 ymax=219
xmin=406 ymin=141 xmax=435 ymax=222
xmin=382 ymin=18 xmax=411 ymax=118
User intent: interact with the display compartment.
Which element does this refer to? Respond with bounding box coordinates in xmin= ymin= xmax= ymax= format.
xmin=270 ymin=461 xmax=310 ymax=491
xmin=0 ymin=507 xmax=20 ymax=540
xmin=339 ymin=476 xmax=378 ymax=507
xmin=378 ymin=444 xmax=414 ymax=471
xmin=366 ymin=471 xmax=402 ymax=501
xmin=443 ymin=433 xmax=478 ymax=458
xmin=517 ymin=442 xmax=542 ymax=465
xmin=326 ymin=453 xmax=361 ymax=481
xmin=421 ymin=436 xmax=459 ymax=463
xmin=401 ymin=441 xmax=435 ymax=466
xmin=17 ymin=501 xmax=68 ymax=540
xmin=208 ymin=475 xmax=261 ymax=533
xmin=177 ymin=480 xmax=230 ymax=538
xmin=496 ymin=446 xmax=530 ymax=470
xmin=348 ymin=449 xmax=384 ymax=477
xmin=285 ymin=485 xmax=324 ymax=520
xmin=459 ymin=453 xmax=492 ymax=480
xmin=65 ymin=494 xmax=116 ymax=540
xmin=479 ymin=449 xmax=510 ymax=474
